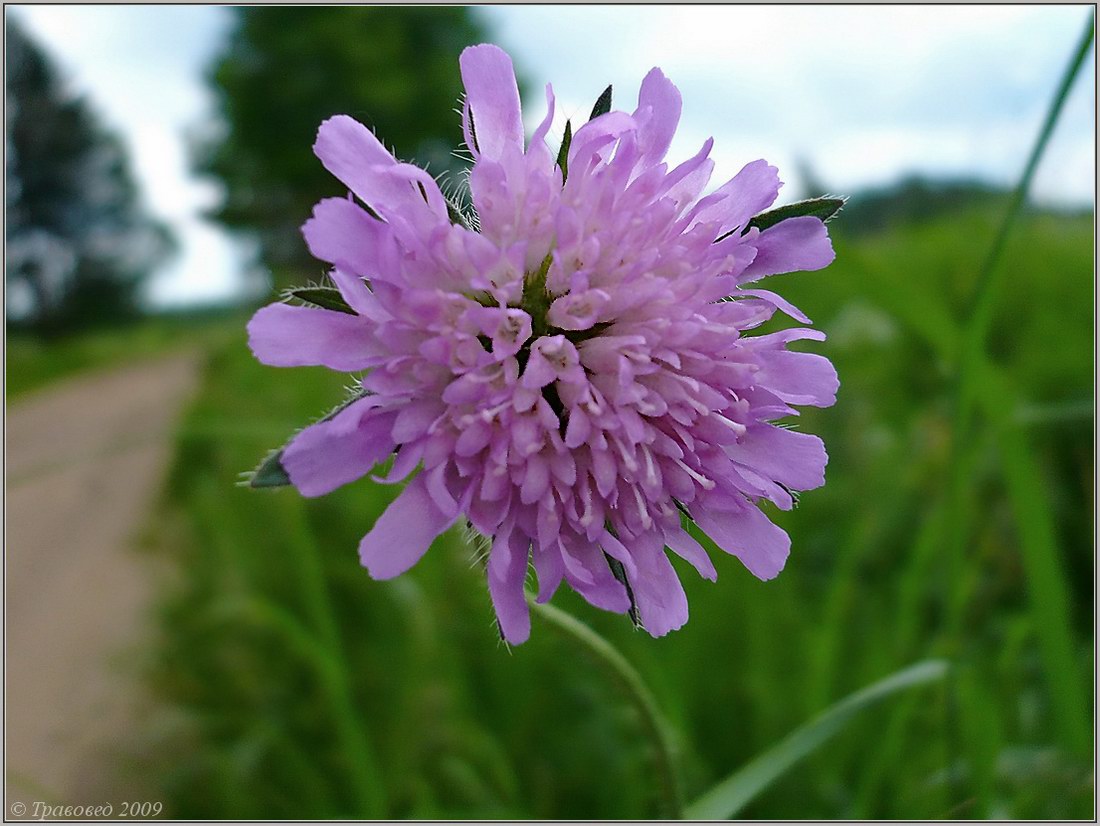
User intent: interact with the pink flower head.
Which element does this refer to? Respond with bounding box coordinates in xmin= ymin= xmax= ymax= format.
xmin=248 ymin=44 xmax=838 ymax=643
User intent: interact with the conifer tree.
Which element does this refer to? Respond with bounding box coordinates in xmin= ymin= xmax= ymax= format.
xmin=5 ymin=17 xmax=173 ymax=332
xmin=195 ymin=7 xmax=498 ymax=289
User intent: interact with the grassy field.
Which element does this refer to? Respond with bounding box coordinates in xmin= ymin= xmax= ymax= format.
xmin=138 ymin=203 xmax=1092 ymax=819
xmin=6 ymin=311 xmax=246 ymax=399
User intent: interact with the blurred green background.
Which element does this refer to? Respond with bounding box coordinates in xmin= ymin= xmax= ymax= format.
xmin=5 ymin=6 xmax=1094 ymax=820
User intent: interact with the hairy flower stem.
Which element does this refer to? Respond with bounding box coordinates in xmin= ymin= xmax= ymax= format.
xmin=527 ymin=595 xmax=684 ymax=818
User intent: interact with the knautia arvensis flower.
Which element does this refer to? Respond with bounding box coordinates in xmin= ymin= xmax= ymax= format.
xmin=248 ymin=44 xmax=839 ymax=643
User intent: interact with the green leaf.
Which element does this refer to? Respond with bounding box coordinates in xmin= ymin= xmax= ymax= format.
xmin=589 ymin=84 xmax=613 ymax=120
xmin=556 ymin=118 xmax=572 ymax=182
xmin=685 ymin=659 xmax=948 ymax=820
xmin=287 ymin=286 xmax=355 ymax=314
xmin=249 ymin=449 xmax=291 ymax=488
xmin=744 ymin=196 xmax=847 ymax=234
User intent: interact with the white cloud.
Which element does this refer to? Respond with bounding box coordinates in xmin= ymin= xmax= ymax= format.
xmin=487 ymin=4 xmax=1095 ymax=204
xmin=8 ymin=5 xmax=249 ymax=309
xmin=7 ymin=5 xmax=1093 ymax=308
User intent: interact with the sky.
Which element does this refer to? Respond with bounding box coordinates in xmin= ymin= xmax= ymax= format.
xmin=8 ymin=4 xmax=1095 ymax=308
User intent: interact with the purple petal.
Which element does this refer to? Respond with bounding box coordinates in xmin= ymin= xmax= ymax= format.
xmin=548 ymin=289 xmax=610 ymax=331
xmin=693 ymin=503 xmax=791 ymax=581
xmin=727 ymin=425 xmax=828 ymax=492
xmin=488 ymin=528 xmax=532 ymax=644
xmin=391 ymin=398 xmax=445 ymax=444
xmin=359 ymin=474 xmax=456 ymax=580
xmin=330 ymin=269 xmax=383 ymax=319
xmin=521 ymin=347 xmax=558 ymax=389
xmin=424 ymin=462 xmax=460 ymax=515
xmin=282 ymin=400 xmax=394 ymax=497
xmin=314 ymin=115 xmax=443 ymax=222
xmin=469 ymin=491 xmax=513 ymax=537
xmin=754 ymin=349 xmax=839 ymax=407
xmin=314 ymin=115 xmax=398 ymax=197
xmin=737 ymin=288 xmax=812 ymax=324
xmin=532 ymin=540 xmax=564 ymax=603
xmin=633 ymin=67 xmax=682 ymax=166
xmin=693 ymin=159 xmax=780 ymax=237
xmin=302 ymin=198 xmax=391 ymax=278
xmin=373 ymin=441 xmax=423 ymax=484
xmin=384 ymin=162 xmax=449 ymax=219
xmin=663 ymin=525 xmax=717 ymax=581
xmin=520 ymin=336 xmax=582 ymax=390
xmin=459 ymin=44 xmax=523 ymax=160
xmin=530 ymin=82 xmax=557 ymax=149
xmin=751 ymin=326 xmax=827 ymax=348
xmin=568 ymin=111 xmax=636 ymax=168
xmin=560 ymin=535 xmax=631 ymax=613
xmin=247 ymin=303 xmax=378 ymax=371
xmin=603 ymin=531 xmax=688 ymax=638
xmin=661 ymin=139 xmax=715 ymax=211
xmin=741 ymin=216 xmax=835 ymax=281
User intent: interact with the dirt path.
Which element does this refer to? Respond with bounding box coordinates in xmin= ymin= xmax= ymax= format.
xmin=6 ymin=353 xmax=200 ymax=816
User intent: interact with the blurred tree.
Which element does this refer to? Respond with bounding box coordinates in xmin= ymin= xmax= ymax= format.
xmin=833 ymin=175 xmax=1015 ymax=236
xmin=195 ymin=7 xmax=497 ymax=290
xmin=5 ymin=17 xmax=174 ymax=334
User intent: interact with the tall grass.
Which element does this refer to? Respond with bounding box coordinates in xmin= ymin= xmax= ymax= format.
xmin=142 ymin=198 xmax=1093 ymax=818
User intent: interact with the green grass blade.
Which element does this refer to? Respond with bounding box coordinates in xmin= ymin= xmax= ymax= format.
xmin=851 ymin=497 xmax=954 ymax=815
xmin=686 ymin=660 xmax=948 ymax=820
xmin=977 ymin=365 xmax=1089 ymax=756
xmin=957 ymin=12 xmax=1094 ymax=400
xmin=280 ymin=497 xmax=388 ymax=816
